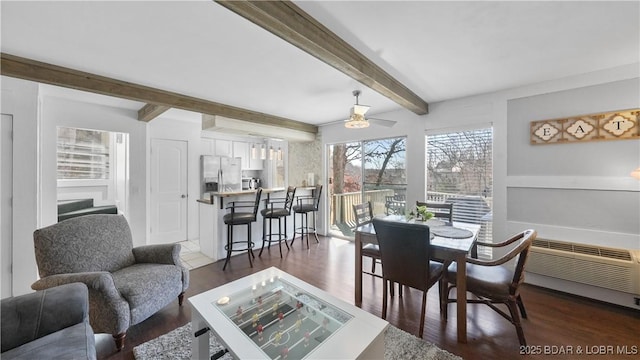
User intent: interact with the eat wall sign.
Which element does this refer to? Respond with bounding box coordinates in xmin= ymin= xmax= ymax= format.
xmin=530 ymin=109 xmax=640 ymax=145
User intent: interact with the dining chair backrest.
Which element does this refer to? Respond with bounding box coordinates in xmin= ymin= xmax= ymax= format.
xmin=384 ymin=194 xmax=406 ymax=215
xmin=462 ymin=229 xmax=537 ymax=298
xmin=442 ymin=228 xmax=536 ymax=345
xmin=353 ymin=202 xmax=373 ymax=227
xmin=416 ymin=201 xmax=453 ymax=223
xmin=372 ymin=218 xmax=433 ymax=291
xmin=500 ymin=229 xmax=537 ymax=292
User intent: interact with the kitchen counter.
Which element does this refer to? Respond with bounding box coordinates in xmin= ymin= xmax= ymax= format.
xmin=197 ymin=187 xmax=286 ymax=208
xmin=197 ymin=187 xmax=286 ymax=260
xmin=211 ymin=187 xmax=285 ymax=197
xmin=197 ymin=186 xmax=319 ymax=261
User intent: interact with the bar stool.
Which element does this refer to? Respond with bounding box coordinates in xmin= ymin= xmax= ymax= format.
xmin=222 ymin=188 xmax=262 ymax=271
xmin=259 ymin=186 xmax=296 ymax=258
xmin=291 ymin=184 xmax=322 ymax=248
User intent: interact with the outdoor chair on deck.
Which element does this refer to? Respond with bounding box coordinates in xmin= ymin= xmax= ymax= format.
xmin=384 ymin=194 xmax=406 ymax=215
xmin=441 ymin=229 xmax=537 ymax=346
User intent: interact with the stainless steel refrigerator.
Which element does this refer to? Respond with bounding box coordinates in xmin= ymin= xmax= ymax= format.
xmin=201 ymin=155 xmax=242 ymax=196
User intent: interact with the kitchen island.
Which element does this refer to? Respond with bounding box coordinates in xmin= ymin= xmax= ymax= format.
xmin=197 ymin=188 xmax=286 ymax=261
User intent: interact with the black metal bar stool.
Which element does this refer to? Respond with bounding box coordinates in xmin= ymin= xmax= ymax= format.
xmin=222 ymin=188 xmax=262 ymax=271
xmin=259 ymin=186 xmax=296 ymax=258
xmin=291 ymin=184 xmax=322 ymax=248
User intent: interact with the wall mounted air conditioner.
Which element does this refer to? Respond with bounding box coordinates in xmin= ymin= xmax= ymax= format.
xmin=202 ymin=114 xmax=317 ymax=142
xmin=527 ymin=239 xmax=640 ymax=296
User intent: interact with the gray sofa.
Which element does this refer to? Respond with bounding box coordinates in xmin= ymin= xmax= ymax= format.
xmin=1 ymin=282 xmax=97 ymax=359
xmin=32 ymin=214 xmax=189 ymax=350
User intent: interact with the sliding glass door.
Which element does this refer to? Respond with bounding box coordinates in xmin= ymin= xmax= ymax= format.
xmin=327 ymin=142 xmax=361 ymax=238
xmin=327 ymin=137 xmax=407 ymax=239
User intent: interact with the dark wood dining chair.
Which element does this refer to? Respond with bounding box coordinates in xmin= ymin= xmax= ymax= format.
xmin=416 ymin=201 xmax=453 ymax=267
xmin=372 ymin=218 xmax=444 ymax=338
xmin=353 ymin=202 xmax=381 ymax=274
xmin=416 ymin=201 xmax=453 ymax=223
xmin=440 ymin=229 xmax=537 ymax=345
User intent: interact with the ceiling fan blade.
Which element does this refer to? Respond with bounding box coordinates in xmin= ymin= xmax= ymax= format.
xmin=368 ymin=117 xmax=397 ymax=127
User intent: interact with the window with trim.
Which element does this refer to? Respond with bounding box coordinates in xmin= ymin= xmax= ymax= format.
xmin=328 ymin=136 xmax=407 ymax=239
xmin=426 ymin=127 xmax=493 ymax=259
xmin=57 ymin=127 xmax=110 ymax=180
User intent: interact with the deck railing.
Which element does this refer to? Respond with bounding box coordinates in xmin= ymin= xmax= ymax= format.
xmin=331 ymin=189 xmax=396 ymax=227
xmin=330 ymin=189 xmax=493 ymax=258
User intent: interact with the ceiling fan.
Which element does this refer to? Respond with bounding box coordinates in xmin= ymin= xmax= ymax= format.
xmin=323 ymin=90 xmax=397 ymax=128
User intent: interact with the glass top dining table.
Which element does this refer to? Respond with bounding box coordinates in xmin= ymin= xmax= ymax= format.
xmin=354 ymin=214 xmax=480 ymax=343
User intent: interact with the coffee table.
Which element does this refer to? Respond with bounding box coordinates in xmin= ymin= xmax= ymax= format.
xmin=189 ymin=267 xmax=388 ymax=359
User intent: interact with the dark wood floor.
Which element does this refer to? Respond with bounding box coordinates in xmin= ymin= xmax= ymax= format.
xmin=99 ymin=236 xmax=639 ymax=360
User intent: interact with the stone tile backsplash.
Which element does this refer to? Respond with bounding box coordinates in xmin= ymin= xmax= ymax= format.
xmin=288 ymin=133 xmax=322 ymax=187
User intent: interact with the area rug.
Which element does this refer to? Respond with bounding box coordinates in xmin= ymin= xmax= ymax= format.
xmin=133 ymin=322 xmax=461 ymax=360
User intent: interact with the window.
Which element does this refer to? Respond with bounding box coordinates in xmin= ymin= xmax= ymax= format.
xmin=57 ymin=127 xmax=129 ymax=217
xmin=57 ymin=127 xmax=110 ymax=180
xmin=328 ymin=136 xmax=407 ymax=239
xmin=363 ymin=137 xmax=407 ymax=215
xmin=426 ymin=127 xmax=493 ymax=258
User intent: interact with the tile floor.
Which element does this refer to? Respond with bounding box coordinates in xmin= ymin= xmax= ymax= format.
xmin=177 ymin=240 xmax=215 ymax=270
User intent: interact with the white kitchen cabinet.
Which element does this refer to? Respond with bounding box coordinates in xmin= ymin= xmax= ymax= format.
xmin=214 ymin=139 xmax=232 ymax=157
xmin=201 ymin=138 xmax=214 ymax=155
xmin=233 ymin=141 xmax=263 ymax=170
xmin=202 ymin=138 xmax=232 ymax=157
xmin=232 ymin=141 xmax=249 ymax=170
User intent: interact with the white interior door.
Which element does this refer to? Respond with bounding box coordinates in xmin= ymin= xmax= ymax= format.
xmin=150 ymin=139 xmax=188 ymax=244
xmin=1 ymin=114 xmax=13 ymax=298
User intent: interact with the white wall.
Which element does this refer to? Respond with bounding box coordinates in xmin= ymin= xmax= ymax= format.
xmin=506 ymin=78 xmax=640 ymax=249
xmin=1 ymin=77 xmax=40 ymax=296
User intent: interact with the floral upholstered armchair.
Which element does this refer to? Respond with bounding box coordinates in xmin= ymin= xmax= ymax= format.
xmin=32 ymin=214 xmax=189 ymax=351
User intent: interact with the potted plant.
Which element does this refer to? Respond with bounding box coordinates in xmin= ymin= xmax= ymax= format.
xmin=407 ymin=205 xmax=434 ymax=221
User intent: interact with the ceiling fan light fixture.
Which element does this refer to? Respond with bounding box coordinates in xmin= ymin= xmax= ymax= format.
xmin=344 ymin=90 xmax=370 ymax=129
xmin=345 ymin=113 xmax=370 ymax=128
xmin=353 ymin=104 xmax=370 ymax=115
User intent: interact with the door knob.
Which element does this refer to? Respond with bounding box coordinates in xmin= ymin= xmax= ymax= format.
xmin=181 ymin=194 xmax=187 ymax=198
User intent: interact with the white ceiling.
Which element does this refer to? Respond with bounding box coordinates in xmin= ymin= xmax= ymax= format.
xmin=2 ymin=1 xmax=639 ymax=125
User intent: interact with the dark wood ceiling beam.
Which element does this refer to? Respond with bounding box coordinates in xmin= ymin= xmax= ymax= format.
xmin=0 ymin=53 xmax=318 ymax=133
xmin=215 ymin=0 xmax=428 ymax=115
xmin=138 ymin=103 xmax=171 ymax=122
